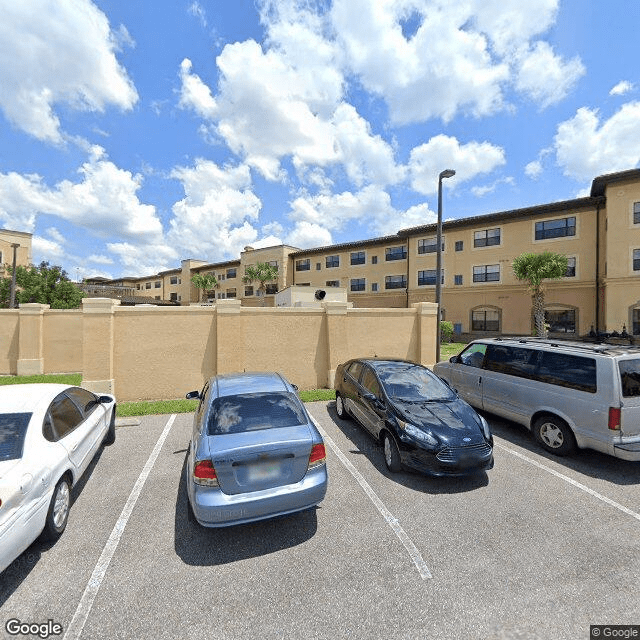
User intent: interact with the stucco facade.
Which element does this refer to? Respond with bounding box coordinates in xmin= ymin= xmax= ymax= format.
xmin=97 ymin=168 xmax=640 ymax=338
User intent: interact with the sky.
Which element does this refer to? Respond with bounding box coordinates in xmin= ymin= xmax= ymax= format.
xmin=1 ymin=0 xmax=639 ymax=280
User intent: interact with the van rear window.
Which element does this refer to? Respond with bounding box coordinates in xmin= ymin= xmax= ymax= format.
xmin=619 ymin=360 xmax=640 ymax=397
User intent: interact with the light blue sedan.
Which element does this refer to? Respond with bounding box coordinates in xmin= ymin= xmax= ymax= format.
xmin=185 ymin=372 xmax=327 ymax=527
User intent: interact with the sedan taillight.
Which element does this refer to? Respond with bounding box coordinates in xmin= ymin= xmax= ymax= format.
xmin=193 ymin=460 xmax=219 ymax=487
xmin=308 ymin=443 xmax=326 ymax=469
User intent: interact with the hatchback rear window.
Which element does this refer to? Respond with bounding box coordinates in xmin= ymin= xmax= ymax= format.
xmin=0 ymin=413 xmax=32 ymax=461
xmin=619 ymin=359 xmax=640 ymax=397
xmin=208 ymin=392 xmax=307 ymax=435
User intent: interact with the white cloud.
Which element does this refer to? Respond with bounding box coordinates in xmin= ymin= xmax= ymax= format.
xmin=45 ymin=227 xmax=66 ymax=244
xmin=610 ymin=81 xmax=634 ymax=96
xmin=167 ymin=159 xmax=266 ymax=262
xmin=554 ymin=103 xmax=640 ymax=181
xmin=525 ymin=161 xmax=543 ymax=179
xmin=107 ymin=241 xmax=178 ymax=277
xmin=0 ymin=147 xmax=163 ymax=243
xmin=285 ymin=222 xmax=333 ymax=249
xmin=409 ymin=135 xmax=506 ymax=195
xmin=178 ymin=59 xmax=217 ymax=119
xmin=470 ymin=176 xmax=515 ymax=197
xmin=0 ymin=0 xmax=137 ymax=143
xmin=514 ymin=41 xmax=585 ymax=108
xmin=32 ymin=236 xmax=65 ymax=262
xmin=188 ymin=1 xmax=207 ymax=28
xmin=87 ymin=254 xmax=114 ymax=265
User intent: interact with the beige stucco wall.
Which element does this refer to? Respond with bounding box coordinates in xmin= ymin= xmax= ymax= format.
xmin=0 ymin=310 xmax=19 ymax=374
xmin=43 ymin=310 xmax=82 ymax=374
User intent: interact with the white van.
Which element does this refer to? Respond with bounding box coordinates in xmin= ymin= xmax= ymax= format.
xmin=434 ymin=338 xmax=640 ymax=459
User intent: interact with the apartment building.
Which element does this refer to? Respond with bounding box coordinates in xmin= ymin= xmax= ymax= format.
xmin=0 ymin=229 xmax=32 ymax=277
xmin=92 ymin=168 xmax=640 ymax=338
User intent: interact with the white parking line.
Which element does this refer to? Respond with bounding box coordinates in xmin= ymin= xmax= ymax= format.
xmin=63 ymin=414 xmax=177 ymax=640
xmin=313 ymin=420 xmax=432 ymax=580
xmin=495 ymin=441 xmax=640 ymax=522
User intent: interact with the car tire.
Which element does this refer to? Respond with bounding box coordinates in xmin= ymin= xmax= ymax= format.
xmin=335 ymin=393 xmax=350 ymax=420
xmin=382 ymin=432 xmax=402 ymax=473
xmin=533 ymin=415 xmax=576 ymax=456
xmin=40 ymin=477 xmax=71 ymax=542
xmin=103 ymin=410 xmax=116 ymax=445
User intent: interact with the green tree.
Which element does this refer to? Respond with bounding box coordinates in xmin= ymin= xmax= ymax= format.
xmin=242 ymin=262 xmax=279 ymax=306
xmin=1 ymin=262 xmax=84 ymax=309
xmin=190 ymin=273 xmax=218 ymax=302
xmin=513 ymin=251 xmax=568 ymax=338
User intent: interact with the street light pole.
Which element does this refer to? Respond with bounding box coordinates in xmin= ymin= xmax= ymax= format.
xmin=435 ymin=169 xmax=455 ymax=364
xmin=9 ymin=243 xmax=19 ymax=309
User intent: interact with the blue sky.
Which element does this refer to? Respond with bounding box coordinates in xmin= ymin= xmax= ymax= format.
xmin=1 ymin=0 xmax=639 ymax=279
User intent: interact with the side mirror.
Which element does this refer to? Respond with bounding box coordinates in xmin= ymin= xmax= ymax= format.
xmin=185 ymin=390 xmax=200 ymax=400
xmin=98 ymin=395 xmax=113 ymax=404
xmin=362 ymin=391 xmax=377 ymax=402
xmin=450 ymin=355 xmax=460 ymax=364
xmin=291 ymin=383 xmax=299 ymax=391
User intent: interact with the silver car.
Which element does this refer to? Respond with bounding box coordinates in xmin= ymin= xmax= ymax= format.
xmin=185 ymin=372 xmax=328 ymax=527
xmin=434 ymin=338 xmax=640 ymax=459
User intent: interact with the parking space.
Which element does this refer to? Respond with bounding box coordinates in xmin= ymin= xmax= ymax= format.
xmin=2 ymin=404 xmax=640 ymax=639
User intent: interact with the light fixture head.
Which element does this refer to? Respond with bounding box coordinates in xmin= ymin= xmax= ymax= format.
xmin=439 ymin=169 xmax=456 ymax=179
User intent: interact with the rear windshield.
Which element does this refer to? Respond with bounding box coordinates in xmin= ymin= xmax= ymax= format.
xmin=0 ymin=413 xmax=32 ymax=462
xmin=619 ymin=359 xmax=640 ymax=397
xmin=207 ymin=392 xmax=307 ymax=435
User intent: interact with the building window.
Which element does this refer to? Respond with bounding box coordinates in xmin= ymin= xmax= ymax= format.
xmin=326 ymin=280 xmax=339 ymax=287
xmin=565 ymin=257 xmax=576 ymax=277
xmin=226 ymin=268 xmax=237 ymax=279
xmin=634 ymin=202 xmax=640 ymax=224
xmin=385 ymin=275 xmax=407 ymax=289
xmin=472 ymin=309 xmax=500 ymax=332
xmin=634 ymin=249 xmax=640 ymax=271
xmin=633 ymin=309 xmax=640 ymax=335
xmin=418 ymin=237 xmax=443 ymax=254
xmin=326 ymin=255 xmax=340 ymax=268
xmin=170 ymin=276 xmax=178 ymax=285
xmin=170 ymin=292 xmax=178 ymax=301
xmin=265 ymin=284 xmax=278 ymax=295
xmin=454 ymin=274 xmax=463 ymax=285
xmin=371 ymin=255 xmax=378 ymax=264
xmin=545 ymin=309 xmax=576 ymax=334
xmin=455 ymin=241 xmax=463 ymax=252
xmin=136 ymin=284 xmax=141 ymax=290
xmin=417 ymin=270 xmax=443 ymax=286
xmin=535 ymin=216 xmax=576 ymax=240
xmin=145 ymin=282 xmax=151 ymax=289
xmin=474 ymin=228 xmax=500 ymax=247
xmin=245 ymin=286 xmax=253 ymax=296
xmin=155 ymin=281 xmax=161 ymax=288
xmin=227 ymin=288 xmax=236 ymax=298
xmin=268 ymin=261 xmax=278 ymax=268
xmin=296 ymin=259 xmax=310 ymax=271
xmin=351 ymin=251 xmax=366 ymax=265
xmin=316 ymin=263 xmax=321 ymax=270
xmin=155 ymin=296 xmax=161 ymax=300
xmin=371 ymin=283 xmax=378 ymax=292
xmin=473 ymin=264 xmax=500 ymax=283
xmin=351 ymin=278 xmax=365 ymax=292
xmin=385 ymin=246 xmax=407 ymax=261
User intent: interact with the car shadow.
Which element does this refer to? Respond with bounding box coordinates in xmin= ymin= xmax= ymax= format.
xmin=0 ymin=444 xmax=106 ymax=607
xmin=173 ymin=450 xmax=319 ymax=566
xmin=481 ymin=411 xmax=640 ymax=486
xmin=327 ymin=404 xmax=490 ymax=495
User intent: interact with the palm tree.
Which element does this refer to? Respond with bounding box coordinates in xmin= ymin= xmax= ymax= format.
xmin=191 ymin=273 xmax=218 ymax=302
xmin=513 ymin=252 xmax=568 ymax=338
xmin=242 ymin=262 xmax=279 ymax=306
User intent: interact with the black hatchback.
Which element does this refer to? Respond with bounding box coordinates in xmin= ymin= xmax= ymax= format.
xmin=334 ymin=358 xmax=494 ymax=476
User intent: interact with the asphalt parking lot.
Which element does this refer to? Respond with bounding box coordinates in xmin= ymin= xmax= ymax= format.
xmin=2 ymin=402 xmax=640 ymax=640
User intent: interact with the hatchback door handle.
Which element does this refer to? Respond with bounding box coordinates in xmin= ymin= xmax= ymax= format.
xmin=478 ymin=377 xmax=482 ymax=385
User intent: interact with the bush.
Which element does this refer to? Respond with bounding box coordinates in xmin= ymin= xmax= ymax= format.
xmin=440 ymin=320 xmax=454 ymax=343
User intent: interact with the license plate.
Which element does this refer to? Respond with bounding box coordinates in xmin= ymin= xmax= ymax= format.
xmin=247 ymin=462 xmax=281 ymax=482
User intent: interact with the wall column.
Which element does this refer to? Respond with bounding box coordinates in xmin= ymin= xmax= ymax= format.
xmin=216 ymin=299 xmax=244 ymax=374
xmin=82 ymin=298 xmax=120 ymax=395
xmin=413 ymin=302 xmax=438 ymax=367
xmin=17 ymin=303 xmax=49 ymax=375
xmin=325 ymin=301 xmax=349 ymax=388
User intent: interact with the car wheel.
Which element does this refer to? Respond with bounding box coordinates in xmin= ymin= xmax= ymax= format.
xmin=383 ymin=433 xmax=402 ymax=473
xmin=103 ymin=410 xmax=116 ymax=445
xmin=533 ymin=416 xmax=576 ymax=456
xmin=335 ymin=393 xmax=350 ymax=420
xmin=40 ymin=478 xmax=71 ymax=542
